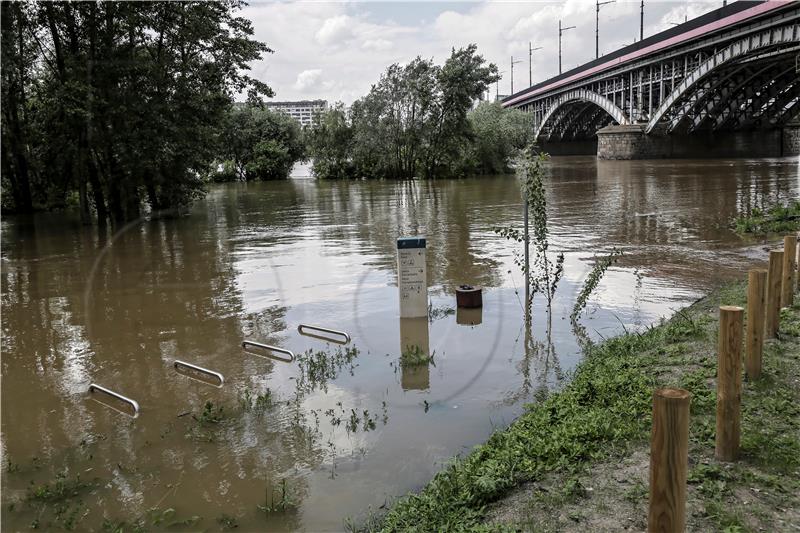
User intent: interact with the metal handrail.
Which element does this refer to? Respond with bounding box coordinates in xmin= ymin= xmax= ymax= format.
xmin=297 ymin=324 xmax=351 ymax=344
xmin=241 ymin=340 xmax=294 ymax=362
xmin=174 ymin=360 xmax=225 ymax=386
xmin=88 ymin=383 xmax=140 ymax=418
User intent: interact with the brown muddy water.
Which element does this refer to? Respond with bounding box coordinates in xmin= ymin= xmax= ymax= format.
xmin=1 ymin=156 xmax=798 ymax=531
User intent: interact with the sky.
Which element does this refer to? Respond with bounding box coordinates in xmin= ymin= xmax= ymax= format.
xmin=240 ymin=0 xmax=724 ymax=104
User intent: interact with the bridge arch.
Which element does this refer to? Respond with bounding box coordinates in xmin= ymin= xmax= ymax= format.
xmin=535 ymin=89 xmax=629 ymax=139
xmin=645 ymin=25 xmax=799 ymax=134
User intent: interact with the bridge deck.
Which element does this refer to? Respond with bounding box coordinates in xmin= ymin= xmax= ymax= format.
xmin=502 ymin=0 xmax=792 ymax=108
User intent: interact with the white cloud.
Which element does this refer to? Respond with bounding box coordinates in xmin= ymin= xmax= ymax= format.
xmin=362 ymin=38 xmax=393 ymax=51
xmin=316 ymin=15 xmax=356 ymax=46
xmin=240 ymin=1 xmax=721 ymax=105
xmin=294 ymin=69 xmax=324 ymax=92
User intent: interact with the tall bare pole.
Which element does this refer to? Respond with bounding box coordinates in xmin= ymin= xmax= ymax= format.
xmin=496 ymin=70 xmax=505 ymax=101
xmin=558 ymin=19 xmax=576 ymax=74
xmin=596 ymin=0 xmax=615 ymax=59
xmin=640 ymin=0 xmax=644 ymax=42
xmin=511 ymin=56 xmax=523 ymax=94
xmin=529 ymin=42 xmax=542 ymax=87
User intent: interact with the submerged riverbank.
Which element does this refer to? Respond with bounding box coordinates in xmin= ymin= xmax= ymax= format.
xmin=373 ymin=280 xmax=800 ymax=532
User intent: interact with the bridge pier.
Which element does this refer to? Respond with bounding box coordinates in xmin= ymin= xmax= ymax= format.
xmin=596 ymin=124 xmax=799 ymax=160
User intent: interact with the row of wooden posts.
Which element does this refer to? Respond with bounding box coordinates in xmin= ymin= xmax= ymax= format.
xmin=647 ymin=234 xmax=798 ymax=533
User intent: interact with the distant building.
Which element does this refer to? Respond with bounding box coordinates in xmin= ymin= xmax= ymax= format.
xmin=265 ymin=100 xmax=328 ymax=127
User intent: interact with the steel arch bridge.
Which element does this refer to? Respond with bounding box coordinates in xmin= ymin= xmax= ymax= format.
xmin=503 ymin=1 xmax=800 ymax=145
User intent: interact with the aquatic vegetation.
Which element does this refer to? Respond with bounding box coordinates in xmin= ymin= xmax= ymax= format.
xmin=345 ymin=409 xmax=377 ymax=434
xmin=26 ymin=471 xmax=94 ymax=503
xmin=217 ymin=513 xmax=239 ymax=530
xmin=496 ymin=149 xmax=618 ymax=325
xmin=428 ymin=304 xmax=455 ymax=322
xmin=258 ymin=478 xmax=297 ymax=514
xmin=295 ymin=345 xmax=360 ymax=394
xmin=571 ymin=247 xmax=623 ymax=321
xmin=238 ymin=388 xmax=273 ymax=413
xmin=192 ymin=401 xmax=225 ymax=425
xmin=21 ymin=471 xmax=98 ymax=531
xmin=733 ymin=200 xmax=800 ymax=235
xmin=400 ymin=344 xmax=434 ymax=367
xmin=375 ymin=282 xmax=800 ymax=532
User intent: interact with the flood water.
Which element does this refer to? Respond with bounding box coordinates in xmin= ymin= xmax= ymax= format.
xmin=2 ymin=156 xmax=798 ymax=531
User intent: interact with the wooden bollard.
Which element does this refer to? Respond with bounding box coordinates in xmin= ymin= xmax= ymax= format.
xmin=783 ymin=235 xmax=797 ymax=308
xmin=716 ymin=306 xmax=743 ymax=462
xmin=796 ymin=234 xmax=800 ymax=292
xmin=648 ymin=388 xmax=690 ymax=533
xmin=746 ymin=269 xmax=767 ymax=380
xmin=765 ymin=250 xmax=783 ymax=338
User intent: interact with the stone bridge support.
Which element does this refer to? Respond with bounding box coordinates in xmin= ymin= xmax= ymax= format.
xmin=596 ymin=124 xmax=799 ymax=159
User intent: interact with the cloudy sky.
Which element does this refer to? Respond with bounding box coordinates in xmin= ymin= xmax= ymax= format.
xmin=241 ymin=0 xmax=724 ymax=104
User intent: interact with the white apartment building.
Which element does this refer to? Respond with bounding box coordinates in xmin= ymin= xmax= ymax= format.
xmin=265 ymin=100 xmax=328 ymax=128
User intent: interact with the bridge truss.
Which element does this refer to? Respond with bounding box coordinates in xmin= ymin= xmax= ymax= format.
xmin=506 ymin=2 xmax=800 ymax=143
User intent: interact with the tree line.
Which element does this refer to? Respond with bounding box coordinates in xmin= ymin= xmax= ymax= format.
xmin=2 ymin=3 xmax=532 ymax=222
xmin=305 ymin=45 xmax=534 ymax=180
xmin=1 ymin=1 xmax=275 ymax=223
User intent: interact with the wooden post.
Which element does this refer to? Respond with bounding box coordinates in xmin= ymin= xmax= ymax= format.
xmin=746 ymin=269 xmax=767 ymax=380
xmin=765 ymin=250 xmax=783 ymax=338
xmin=648 ymin=388 xmax=690 ymax=533
xmin=782 ymin=235 xmax=797 ymax=308
xmin=716 ymin=306 xmax=743 ymax=462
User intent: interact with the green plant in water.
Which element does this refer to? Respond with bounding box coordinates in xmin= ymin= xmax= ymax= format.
xmin=428 ymin=304 xmax=455 ymax=322
xmin=571 ymin=247 xmax=623 ymax=322
xmin=733 ymin=200 xmax=800 ymax=235
xmin=217 ymin=513 xmax=239 ymax=529
xmin=238 ymin=388 xmax=273 ymax=413
xmin=518 ymin=148 xmax=563 ymax=310
xmin=495 ymin=148 xmax=565 ymax=313
xmin=400 ymin=344 xmax=434 ymax=366
xmin=193 ymin=401 xmax=225 ymax=424
xmin=294 ymin=345 xmax=360 ymax=395
xmin=26 ymin=471 xmax=94 ymax=503
xmin=258 ymin=478 xmax=297 ymax=514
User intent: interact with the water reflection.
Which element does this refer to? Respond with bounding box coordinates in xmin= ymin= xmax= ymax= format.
xmin=399 ymin=317 xmax=431 ymax=391
xmin=2 ymin=156 xmax=798 ymax=531
xmin=456 ymin=306 xmax=483 ymax=326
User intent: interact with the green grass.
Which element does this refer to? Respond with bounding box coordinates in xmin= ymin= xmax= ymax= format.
xmin=733 ymin=201 xmax=800 ymax=235
xmin=372 ymin=282 xmax=800 ymax=532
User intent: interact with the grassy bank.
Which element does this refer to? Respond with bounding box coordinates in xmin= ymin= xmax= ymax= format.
xmin=373 ymin=281 xmax=800 ymax=532
xmin=734 ymin=201 xmax=800 ymax=235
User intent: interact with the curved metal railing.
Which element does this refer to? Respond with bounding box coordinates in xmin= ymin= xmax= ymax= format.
xmin=174 ymin=360 xmax=225 ymax=387
xmin=88 ymin=383 xmax=140 ymax=418
xmin=241 ymin=340 xmax=294 ymax=362
xmin=297 ymin=324 xmax=351 ymax=345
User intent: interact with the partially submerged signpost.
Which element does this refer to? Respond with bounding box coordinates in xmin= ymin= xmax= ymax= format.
xmin=397 ymin=237 xmax=428 ymax=318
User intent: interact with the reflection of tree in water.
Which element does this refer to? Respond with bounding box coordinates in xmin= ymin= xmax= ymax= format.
xmin=242 ymin=305 xmax=288 ymax=343
xmin=502 ymin=314 xmax=565 ymax=406
xmin=291 ymin=178 xmax=514 ymax=290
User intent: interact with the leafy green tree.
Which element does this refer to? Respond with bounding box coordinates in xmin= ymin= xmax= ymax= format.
xmin=461 ymin=102 xmax=534 ymax=175
xmin=307 ymin=45 xmax=499 ymax=180
xmin=305 ymin=103 xmax=356 ymax=179
xmin=1 ymin=1 xmax=272 ymax=223
xmin=211 ymin=105 xmax=305 ymax=182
